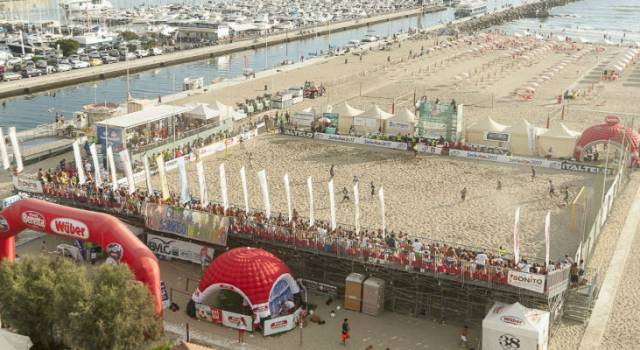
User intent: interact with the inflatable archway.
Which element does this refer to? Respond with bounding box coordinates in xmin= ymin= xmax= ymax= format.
xmin=573 ymin=115 xmax=640 ymax=165
xmin=0 ymin=198 xmax=162 ymax=314
xmin=192 ymin=247 xmax=300 ymax=318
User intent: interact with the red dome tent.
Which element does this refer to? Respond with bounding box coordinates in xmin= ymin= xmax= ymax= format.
xmin=0 ymin=198 xmax=162 ymax=314
xmin=192 ymin=247 xmax=299 ymax=318
xmin=573 ymin=115 xmax=640 ymax=166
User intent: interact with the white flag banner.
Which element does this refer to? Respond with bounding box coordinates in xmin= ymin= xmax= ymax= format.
xmin=240 ymin=166 xmax=249 ymax=212
xmin=143 ymin=156 xmax=153 ymax=195
xmin=307 ymin=176 xmax=314 ymax=226
xmin=257 ymin=169 xmax=271 ymax=219
xmin=8 ymin=127 xmax=23 ymax=173
xmin=107 ymin=146 xmax=117 ymax=191
xmin=177 ymin=157 xmax=190 ymax=204
xmin=72 ymin=140 xmax=86 ymax=185
xmin=89 ymin=143 xmax=102 ymax=186
xmin=119 ymin=149 xmax=135 ymax=195
xmin=284 ymin=173 xmax=292 ymax=223
xmin=219 ymin=163 xmax=228 ymax=210
xmin=0 ymin=128 xmax=10 ymax=170
xmin=354 ymin=182 xmax=360 ymax=234
xmin=513 ymin=207 xmax=521 ymax=263
xmin=156 ymin=154 xmax=169 ymax=201
xmin=378 ymin=187 xmax=386 ymax=236
xmin=328 ymin=179 xmax=336 ymax=230
xmin=196 ymin=161 xmax=208 ymax=206
xmin=527 ymin=123 xmax=537 ymax=155
xmin=545 ymin=211 xmax=551 ymax=268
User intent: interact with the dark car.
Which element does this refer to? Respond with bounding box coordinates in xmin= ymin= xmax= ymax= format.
xmin=102 ymin=55 xmax=118 ymax=64
xmin=21 ymin=67 xmax=43 ymax=78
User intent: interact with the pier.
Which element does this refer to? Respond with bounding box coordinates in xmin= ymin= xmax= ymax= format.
xmin=0 ymin=7 xmax=434 ymax=100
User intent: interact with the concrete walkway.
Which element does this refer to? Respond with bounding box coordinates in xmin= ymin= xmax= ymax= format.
xmin=578 ymin=184 xmax=640 ymax=350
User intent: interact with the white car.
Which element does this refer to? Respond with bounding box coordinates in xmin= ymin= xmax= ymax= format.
xmin=150 ymin=48 xmax=163 ymax=56
xmin=135 ymin=49 xmax=149 ymax=58
xmin=7 ymin=57 xmax=22 ymax=66
xmin=2 ymin=72 xmax=22 ymax=81
xmin=72 ymin=60 xmax=90 ymax=69
xmin=56 ymin=64 xmax=72 ymax=72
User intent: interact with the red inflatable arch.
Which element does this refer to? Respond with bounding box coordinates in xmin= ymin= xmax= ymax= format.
xmin=0 ymin=198 xmax=162 ymax=314
xmin=574 ymin=115 xmax=640 ymax=165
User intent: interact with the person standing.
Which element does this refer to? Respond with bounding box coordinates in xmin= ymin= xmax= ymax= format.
xmin=341 ymin=318 xmax=350 ymax=345
xmin=459 ymin=325 xmax=469 ymax=348
xmin=370 ymin=181 xmax=375 ymax=198
xmin=341 ymin=187 xmax=350 ymax=202
xmin=237 ymin=318 xmax=247 ymax=344
xmin=531 ymin=166 xmax=536 ymax=181
xmin=330 ymin=164 xmax=335 ymax=179
xmin=460 ymin=187 xmax=467 ymax=201
xmin=496 ymin=179 xmax=502 ymax=190
xmin=549 ymin=180 xmax=556 ymax=197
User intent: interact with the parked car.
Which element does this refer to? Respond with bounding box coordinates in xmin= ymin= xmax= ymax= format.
xmin=58 ymin=58 xmax=70 ymax=65
xmin=122 ymin=52 xmax=136 ymax=61
xmin=68 ymin=55 xmax=80 ymax=63
xmin=55 ymin=64 xmax=72 ymax=72
xmin=150 ymin=47 xmax=163 ymax=56
xmin=21 ymin=67 xmax=43 ymax=78
xmin=7 ymin=57 xmax=22 ymax=66
xmin=72 ymin=60 xmax=90 ymax=69
xmin=79 ymin=55 xmax=89 ymax=62
xmin=88 ymin=50 xmax=101 ymax=59
xmin=135 ymin=49 xmax=149 ymax=58
xmin=102 ymin=55 xmax=118 ymax=64
xmin=34 ymin=60 xmax=48 ymax=69
xmin=2 ymin=72 xmax=22 ymax=81
xmin=89 ymin=58 xmax=103 ymax=66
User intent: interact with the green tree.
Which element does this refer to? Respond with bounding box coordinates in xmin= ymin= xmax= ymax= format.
xmin=120 ymin=30 xmax=140 ymax=41
xmin=143 ymin=40 xmax=157 ymax=50
xmin=56 ymin=39 xmax=80 ymax=57
xmin=0 ymin=256 xmax=161 ymax=350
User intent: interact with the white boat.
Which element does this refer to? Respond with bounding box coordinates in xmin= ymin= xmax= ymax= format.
xmin=454 ymin=0 xmax=487 ymax=19
xmin=60 ymin=0 xmax=113 ymax=13
xmin=362 ymin=34 xmax=378 ymax=42
xmin=72 ymin=28 xmax=116 ymax=46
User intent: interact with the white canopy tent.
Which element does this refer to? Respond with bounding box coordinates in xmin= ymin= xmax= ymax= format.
xmin=465 ymin=116 xmax=509 ymax=146
xmin=483 ymin=302 xmax=549 ymax=350
xmin=386 ymin=107 xmax=417 ymax=136
xmin=0 ymin=329 xmax=32 ymax=350
xmin=335 ymin=102 xmax=364 ymax=134
xmin=353 ymin=104 xmax=393 ymax=135
xmin=185 ymin=103 xmax=219 ymax=121
xmin=537 ymin=122 xmax=581 ymax=159
xmin=504 ymin=119 xmax=543 ymax=156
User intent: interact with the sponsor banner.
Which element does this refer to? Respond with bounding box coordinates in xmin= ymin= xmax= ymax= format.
xmin=263 ymin=308 xmax=302 ymax=336
xmin=2 ymin=195 xmax=21 ymax=209
xmin=143 ymin=203 xmax=229 ymax=246
xmin=484 ymin=131 xmax=510 ymax=143
xmin=449 ymin=150 xmax=562 ymax=169
xmin=160 ymin=281 xmax=171 ymax=310
xmin=222 ymin=310 xmax=253 ymax=331
xmin=147 ymin=233 xmax=214 ymax=264
xmin=387 ymin=121 xmax=412 ymax=129
xmin=507 ymin=270 xmax=546 ymax=294
xmin=21 ymin=210 xmax=46 ymax=230
xmin=195 ymin=303 xmax=223 ymax=324
xmin=292 ymin=112 xmax=315 ymax=127
xmin=314 ymin=133 xmax=408 ymax=151
xmin=560 ymin=161 xmax=612 ymax=175
xmin=416 ymin=144 xmax=443 ymax=155
xmin=284 ymin=129 xmax=314 ymax=138
xmin=12 ymin=176 xmax=43 ymax=194
xmin=49 ymin=218 xmax=90 ymax=240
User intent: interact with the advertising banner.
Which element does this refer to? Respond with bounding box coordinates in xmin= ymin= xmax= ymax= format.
xmin=416 ymin=144 xmax=443 ymax=155
xmin=12 ymin=176 xmax=43 ymax=193
xmin=449 ymin=149 xmax=563 ymax=169
xmin=96 ymin=125 xmax=124 ymax=151
xmin=257 ymin=170 xmax=271 ymax=219
xmin=107 ymin=146 xmax=118 ymax=191
xmin=240 ymin=166 xmax=249 ymax=212
xmin=8 ymin=127 xmax=23 ymax=173
xmin=195 ymin=303 xmax=223 ymax=324
xmin=177 ymin=157 xmax=190 ymax=204
xmin=222 ymin=310 xmax=253 ymax=331
xmin=418 ymin=101 xmax=454 ymax=141
xmin=156 ymin=154 xmax=170 ymax=201
xmin=483 ymin=132 xmax=510 ymax=143
xmin=197 ymin=161 xmax=208 ymax=205
xmin=160 ymin=281 xmax=171 ymax=310
xmin=143 ymin=156 xmax=153 ymax=195
xmin=89 ymin=143 xmax=102 ymax=186
xmin=0 ymin=127 xmax=10 ymax=170
xmin=263 ymin=308 xmax=302 ymax=336
xmin=284 ymin=173 xmax=292 ymax=222
xmin=72 ymin=140 xmax=86 ymax=185
xmin=147 ymin=233 xmax=214 ymax=264
xmin=307 ymin=176 xmax=314 ymax=226
xmin=144 ymin=203 xmax=229 ymax=246
xmin=219 ymin=163 xmax=228 ymax=210
xmin=119 ymin=149 xmax=135 ymax=195
xmin=328 ymin=179 xmax=336 ymax=230
xmin=507 ymin=270 xmax=546 ymax=294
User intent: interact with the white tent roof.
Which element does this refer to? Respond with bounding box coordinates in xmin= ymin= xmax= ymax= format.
xmin=540 ymin=122 xmax=580 ymax=138
xmin=333 ymin=102 xmax=364 ymax=117
xmin=389 ymin=107 xmax=417 ymax=124
xmin=467 ymin=116 xmax=509 ymax=132
xmin=303 ymin=104 xmax=333 ymax=116
xmin=356 ymin=104 xmax=394 ymax=120
xmin=504 ymin=119 xmax=543 ymax=135
xmin=185 ymin=103 xmax=219 ymax=120
xmin=97 ymin=104 xmax=190 ymax=129
xmin=483 ymin=302 xmax=549 ymax=334
xmin=0 ymin=329 xmax=33 ymax=350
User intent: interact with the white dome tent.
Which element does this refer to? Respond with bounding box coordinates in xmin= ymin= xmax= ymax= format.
xmin=537 ymin=122 xmax=581 ymax=159
xmin=334 ymin=102 xmax=365 ymax=134
xmin=385 ymin=107 xmax=417 ymax=137
xmin=482 ymin=302 xmax=549 ymax=350
xmin=352 ymin=104 xmax=394 ymax=135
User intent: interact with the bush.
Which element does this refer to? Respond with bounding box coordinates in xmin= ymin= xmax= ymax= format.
xmin=56 ymin=39 xmax=80 ymax=57
xmin=120 ymin=31 xmax=139 ymax=41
